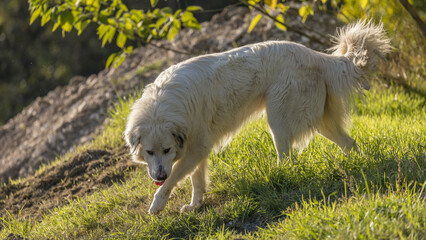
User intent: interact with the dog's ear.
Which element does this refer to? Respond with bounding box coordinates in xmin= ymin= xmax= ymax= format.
xmin=172 ymin=132 xmax=186 ymax=149
xmin=125 ymin=127 xmax=141 ymax=154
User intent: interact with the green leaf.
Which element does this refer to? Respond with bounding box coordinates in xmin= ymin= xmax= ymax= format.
xmin=87 ymin=0 xmax=100 ymax=11
xmin=147 ymin=34 xmax=153 ymax=42
xmin=150 ymin=28 xmax=158 ymax=38
xmin=275 ymin=14 xmax=287 ymax=31
xmin=360 ymin=0 xmax=369 ymax=9
xmin=181 ymin=11 xmax=195 ymax=22
xmin=116 ymin=9 xmax=124 ymax=18
xmin=98 ymin=13 xmax=108 ymax=24
xmin=119 ymin=3 xmax=129 ymax=12
xmin=75 ymin=20 xmax=82 ymax=34
xmin=298 ymin=5 xmax=314 ymax=23
xmin=41 ymin=12 xmax=51 ymax=26
xmin=130 ymin=10 xmax=144 ymax=20
xmin=52 ymin=22 xmax=60 ymax=32
xmin=173 ymin=9 xmax=182 ymax=18
xmin=106 ymin=53 xmax=117 ymax=68
xmin=105 ymin=27 xmax=116 ymax=46
xmin=59 ymin=11 xmax=74 ymax=32
xmin=116 ymin=31 xmax=127 ymax=48
xmin=167 ymin=26 xmax=178 ymax=41
xmin=150 ymin=0 xmax=159 ymax=7
xmin=248 ymin=0 xmax=260 ymax=6
xmin=77 ymin=20 xmax=91 ymax=35
xmin=277 ymin=3 xmax=290 ymax=13
xmin=98 ymin=24 xmax=109 ymax=39
xmin=100 ymin=9 xmax=112 ymax=18
xmin=61 ymin=21 xmax=73 ymax=32
xmin=101 ymin=26 xmax=116 ymax=47
xmin=172 ymin=18 xmax=181 ymax=29
xmin=102 ymin=36 xmax=108 ymax=47
xmin=124 ymin=46 xmax=133 ymax=54
xmin=248 ymin=13 xmax=262 ymax=33
xmin=156 ymin=17 xmax=166 ymax=29
xmin=125 ymin=20 xmax=133 ymax=31
xmin=152 ymin=8 xmax=160 ymax=17
xmin=114 ymin=53 xmax=126 ymax=68
xmin=162 ymin=7 xmax=173 ymax=15
xmin=186 ymin=6 xmax=203 ymax=12
xmin=265 ymin=0 xmax=277 ymax=9
xmin=30 ymin=7 xmax=41 ymax=25
xmin=185 ymin=21 xmax=201 ymax=30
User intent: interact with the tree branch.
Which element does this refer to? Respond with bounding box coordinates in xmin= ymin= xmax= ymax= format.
xmin=131 ymin=32 xmax=195 ymax=56
xmin=399 ymin=0 xmax=426 ymax=38
xmin=146 ymin=40 xmax=195 ymax=56
xmin=239 ymin=0 xmax=332 ymax=47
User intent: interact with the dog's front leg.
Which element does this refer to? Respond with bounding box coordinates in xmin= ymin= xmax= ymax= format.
xmin=149 ymin=185 xmax=172 ymax=215
xmin=149 ymin=143 xmax=211 ymax=215
xmin=180 ymin=158 xmax=208 ymax=213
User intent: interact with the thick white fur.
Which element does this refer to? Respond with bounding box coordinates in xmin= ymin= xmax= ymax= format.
xmin=125 ymin=20 xmax=391 ymax=214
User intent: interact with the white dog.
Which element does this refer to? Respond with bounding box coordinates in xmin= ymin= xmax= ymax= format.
xmin=125 ymin=20 xmax=390 ymax=214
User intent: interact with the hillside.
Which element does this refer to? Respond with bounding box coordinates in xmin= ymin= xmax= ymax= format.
xmin=0 ymin=6 xmax=335 ymax=184
xmin=1 ymin=5 xmax=425 ymax=240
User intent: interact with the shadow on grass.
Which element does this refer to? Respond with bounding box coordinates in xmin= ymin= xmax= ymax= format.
xmin=204 ymin=146 xmax=426 ymax=235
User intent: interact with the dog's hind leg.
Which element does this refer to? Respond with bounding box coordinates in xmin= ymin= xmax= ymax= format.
xmin=318 ymin=124 xmax=356 ymax=153
xmin=267 ymin=118 xmax=292 ymax=163
xmin=266 ymin=79 xmax=325 ymax=163
xmin=318 ymin=94 xmax=356 ymax=153
xmin=180 ymin=157 xmax=208 ymax=213
xmin=149 ymin=139 xmax=212 ymax=214
xmin=265 ymin=96 xmax=292 ymax=163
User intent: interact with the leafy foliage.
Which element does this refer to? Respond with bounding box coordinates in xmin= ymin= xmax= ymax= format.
xmin=245 ymin=0 xmax=315 ymax=33
xmin=28 ymin=0 xmax=202 ymax=68
xmin=0 ymin=0 xmax=120 ymax=125
xmin=241 ymin=0 xmax=338 ymax=46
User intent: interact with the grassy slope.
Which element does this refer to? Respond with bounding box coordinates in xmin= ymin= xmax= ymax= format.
xmin=1 ymin=83 xmax=425 ymax=239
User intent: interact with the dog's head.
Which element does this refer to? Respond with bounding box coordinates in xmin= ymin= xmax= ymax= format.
xmin=125 ymin=121 xmax=186 ymax=185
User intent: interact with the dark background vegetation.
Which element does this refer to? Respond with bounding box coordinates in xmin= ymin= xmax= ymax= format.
xmin=0 ymin=0 xmax=237 ymax=125
xmin=0 ymin=0 xmax=114 ymax=124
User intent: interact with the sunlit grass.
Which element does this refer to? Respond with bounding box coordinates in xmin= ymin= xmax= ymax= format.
xmin=1 ymin=85 xmax=425 ymax=239
xmin=258 ymin=186 xmax=426 ymax=239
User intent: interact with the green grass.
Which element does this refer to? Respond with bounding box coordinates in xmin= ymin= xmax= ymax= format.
xmin=1 ymin=85 xmax=425 ymax=239
xmin=259 ymin=187 xmax=426 ymax=239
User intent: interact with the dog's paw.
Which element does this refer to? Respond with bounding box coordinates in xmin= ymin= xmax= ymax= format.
xmin=180 ymin=204 xmax=200 ymax=213
xmin=148 ymin=192 xmax=169 ymax=215
xmin=148 ymin=201 xmax=166 ymax=215
xmin=148 ymin=206 xmax=161 ymax=215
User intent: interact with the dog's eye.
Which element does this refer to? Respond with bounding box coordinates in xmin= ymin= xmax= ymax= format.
xmin=146 ymin=150 xmax=154 ymax=156
xmin=163 ymin=148 xmax=170 ymax=154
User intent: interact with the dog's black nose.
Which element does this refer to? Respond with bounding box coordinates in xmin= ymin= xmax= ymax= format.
xmin=156 ymin=165 xmax=167 ymax=180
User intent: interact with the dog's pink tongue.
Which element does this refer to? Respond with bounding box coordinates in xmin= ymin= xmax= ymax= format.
xmin=154 ymin=181 xmax=165 ymax=186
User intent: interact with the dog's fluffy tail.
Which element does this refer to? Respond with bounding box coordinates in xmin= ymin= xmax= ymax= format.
xmin=330 ymin=20 xmax=392 ymax=69
xmin=330 ymin=20 xmax=391 ymax=88
xmin=318 ymin=20 xmax=391 ymax=138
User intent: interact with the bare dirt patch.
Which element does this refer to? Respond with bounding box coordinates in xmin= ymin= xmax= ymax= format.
xmin=0 ymin=147 xmax=135 ymax=221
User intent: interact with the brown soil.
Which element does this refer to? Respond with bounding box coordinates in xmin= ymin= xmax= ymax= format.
xmin=0 ymin=146 xmax=136 ymax=222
